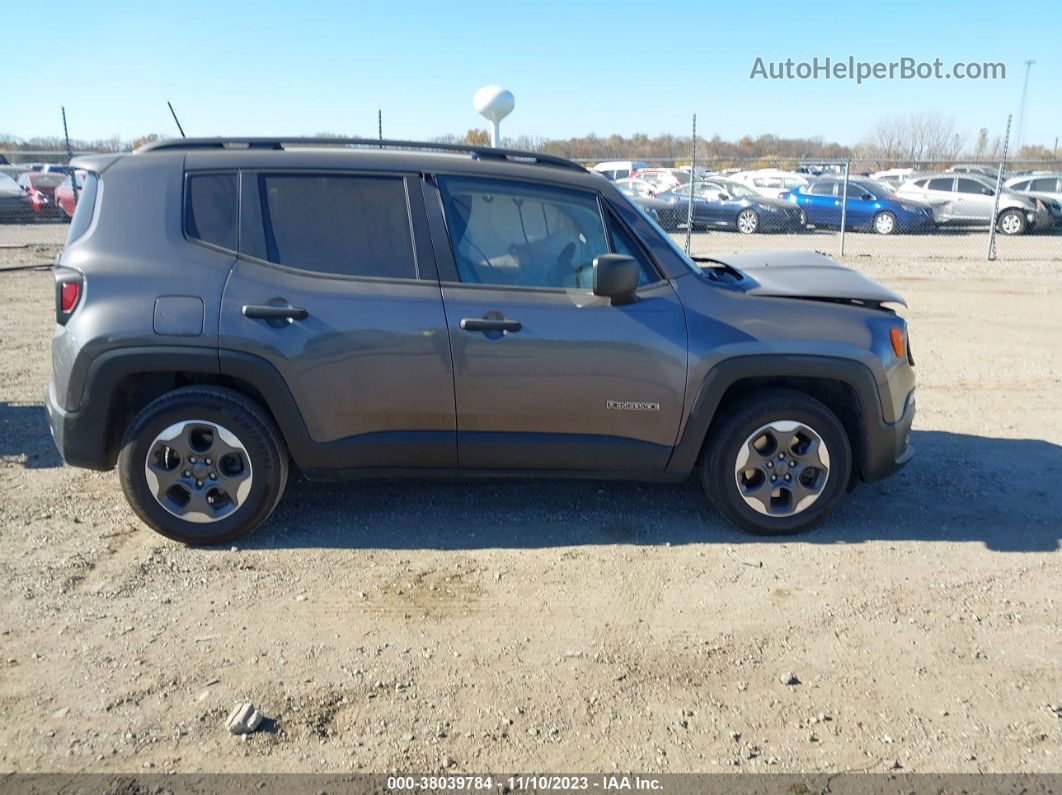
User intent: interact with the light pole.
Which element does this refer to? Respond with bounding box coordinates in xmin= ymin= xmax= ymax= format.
xmin=1014 ymin=59 xmax=1036 ymax=155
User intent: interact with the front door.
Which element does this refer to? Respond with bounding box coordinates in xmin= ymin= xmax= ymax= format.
xmin=426 ymin=175 xmax=688 ymax=471
xmin=219 ymin=169 xmax=456 ymax=467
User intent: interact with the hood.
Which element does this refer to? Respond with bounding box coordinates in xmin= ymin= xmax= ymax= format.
xmin=701 ymin=249 xmax=906 ymax=307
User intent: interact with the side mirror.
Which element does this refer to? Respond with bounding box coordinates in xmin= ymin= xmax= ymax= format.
xmin=593 ymin=254 xmax=639 ymax=305
xmin=861 ymin=193 xmax=874 ymax=201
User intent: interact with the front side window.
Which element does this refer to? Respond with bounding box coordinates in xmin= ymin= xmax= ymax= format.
xmin=253 ymin=173 xmax=416 ymax=279
xmin=956 ymin=178 xmax=991 ymax=195
xmin=437 ymin=177 xmax=609 ymax=289
xmin=185 ymin=173 xmax=238 ymax=251
xmin=1030 ymin=177 xmax=1059 ymax=191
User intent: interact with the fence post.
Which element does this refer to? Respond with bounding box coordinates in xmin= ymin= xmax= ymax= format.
xmin=838 ymin=159 xmax=850 ymax=257
xmin=986 ymin=114 xmax=1013 ymax=262
xmin=684 ymin=113 xmax=697 ymax=254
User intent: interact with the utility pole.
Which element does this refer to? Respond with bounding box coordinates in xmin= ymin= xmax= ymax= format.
xmin=61 ymin=106 xmax=73 ymax=163
xmin=378 ymin=109 xmax=382 ymax=142
xmin=1014 ymin=59 xmax=1035 ymax=155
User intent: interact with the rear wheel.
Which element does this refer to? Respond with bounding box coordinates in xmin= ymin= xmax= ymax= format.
xmin=701 ymin=389 xmax=852 ymax=535
xmin=873 ymin=211 xmax=897 ymax=235
xmin=997 ymin=209 xmax=1026 ymax=236
xmin=736 ymin=208 xmax=760 ymax=234
xmin=118 ymin=386 xmax=288 ymax=545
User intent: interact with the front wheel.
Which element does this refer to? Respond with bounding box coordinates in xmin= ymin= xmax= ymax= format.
xmin=736 ymin=208 xmax=760 ymax=234
xmin=997 ymin=209 xmax=1027 ymax=236
xmin=118 ymin=386 xmax=288 ymax=545
xmin=873 ymin=211 xmax=897 ymax=235
xmin=701 ymin=389 xmax=852 ymax=535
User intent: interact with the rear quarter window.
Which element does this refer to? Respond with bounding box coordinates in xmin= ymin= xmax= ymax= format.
xmin=66 ymin=172 xmax=99 ymax=246
xmin=185 ymin=173 xmax=238 ymax=251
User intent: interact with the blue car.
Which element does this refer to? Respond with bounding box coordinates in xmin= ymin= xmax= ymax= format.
xmin=788 ymin=178 xmax=935 ymax=235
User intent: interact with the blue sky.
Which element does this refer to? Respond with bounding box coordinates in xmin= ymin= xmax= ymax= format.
xmin=5 ymin=0 xmax=1060 ymax=149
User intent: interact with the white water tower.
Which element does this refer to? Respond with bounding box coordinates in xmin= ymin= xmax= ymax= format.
xmin=473 ymin=85 xmax=514 ymax=148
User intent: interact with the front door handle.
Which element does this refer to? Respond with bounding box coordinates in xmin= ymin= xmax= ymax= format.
xmin=242 ymin=304 xmax=309 ymax=321
xmin=459 ymin=317 xmax=521 ymax=333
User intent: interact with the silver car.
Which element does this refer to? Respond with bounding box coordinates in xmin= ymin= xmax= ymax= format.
xmin=1004 ymin=173 xmax=1062 ymax=226
xmin=895 ymin=173 xmax=1051 ymax=235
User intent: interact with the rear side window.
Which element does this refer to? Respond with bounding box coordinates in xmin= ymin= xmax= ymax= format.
xmin=255 ymin=173 xmax=416 ymax=279
xmin=1031 ymin=177 xmax=1059 ymax=191
xmin=185 ymin=173 xmax=238 ymax=251
xmin=66 ymin=172 xmax=99 ymax=246
xmin=927 ymin=177 xmax=954 ymax=192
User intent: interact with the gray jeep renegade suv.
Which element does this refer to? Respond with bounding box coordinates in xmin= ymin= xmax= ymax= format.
xmin=46 ymin=138 xmax=915 ymax=545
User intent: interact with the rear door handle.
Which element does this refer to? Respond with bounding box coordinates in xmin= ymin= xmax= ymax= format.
xmin=459 ymin=317 xmax=521 ymax=333
xmin=242 ymin=304 xmax=309 ymax=321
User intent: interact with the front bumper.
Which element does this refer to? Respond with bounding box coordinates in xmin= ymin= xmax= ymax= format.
xmin=861 ymin=386 xmax=916 ymax=482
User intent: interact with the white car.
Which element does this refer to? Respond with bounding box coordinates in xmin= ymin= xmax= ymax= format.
xmin=591 ymin=160 xmax=649 ymax=181
xmin=613 ymin=177 xmax=659 ymax=198
xmin=871 ymin=168 xmax=915 ymax=189
xmin=634 ymin=168 xmax=690 ymax=192
xmin=729 ymin=169 xmax=809 ymax=200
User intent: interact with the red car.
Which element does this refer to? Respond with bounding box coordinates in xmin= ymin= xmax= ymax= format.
xmin=52 ymin=171 xmax=87 ymax=221
xmin=16 ymin=172 xmax=65 ymax=219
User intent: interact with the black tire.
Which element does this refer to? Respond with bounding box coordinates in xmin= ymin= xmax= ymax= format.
xmin=118 ymin=386 xmax=288 ymax=545
xmin=996 ymin=208 xmax=1027 ymax=236
xmin=872 ymin=211 xmax=897 ymax=235
xmin=701 ymin=389 xmax=852 ymax=535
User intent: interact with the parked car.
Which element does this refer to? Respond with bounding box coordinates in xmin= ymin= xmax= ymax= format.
xmin=634 ymin=168 xmax=690 ymax=192
xmin=946 ymin=165 xmax=999 ymax=179
xmin=591 ymin=160 xmax=649 ymax=181
xmin=613 ymin=177 xmax=659 ymax=199
xmin=16 ymin=172 xmax=65 ymax=219
xmin=0 ymin=173 xmax=33 ymax=223
xmin=40 ymin=164 xmax=79 ymax=176
xmin=0 ymin=164 xmax=33 ymax=182
xmin=47 ymin=137 xmax=915 ymax=544
xmin=788 ymin=178 xmax=935 ymax=235
xmin=730 ymin=169 xmax=809 ymax=200
xmin=613 ymin=178 xmax=684 ymax=229
xmin=52 ymin=171 xmax=87 ymax=220
xmin=1005 ymin=173 xmax=1062 ymax=201
xmin=1004 ymin=173 xmax=1062 ymax=226
xmin=870 ymin=168 xmax=915 ymax=189
xmin=896 ymin=173 xmax=1051 ymax=235
xmin=656 ymin=180 xmax=806 ymax=233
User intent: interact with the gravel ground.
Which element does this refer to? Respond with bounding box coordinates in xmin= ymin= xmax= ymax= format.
xmin=0 ymin=257 xmax=1059 ymax=775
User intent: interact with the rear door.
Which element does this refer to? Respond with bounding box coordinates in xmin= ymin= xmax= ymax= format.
xmin=217 ymin=169 xmax=456 ymax=467
xmin=424 ymin=174 xmax=688 ymax=472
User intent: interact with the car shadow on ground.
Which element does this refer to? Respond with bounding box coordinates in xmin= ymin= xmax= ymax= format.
xmin=248 ymin=430 xmax=1060 ymax=553
xmin=0 ymin=401 xmax=63 ymax=468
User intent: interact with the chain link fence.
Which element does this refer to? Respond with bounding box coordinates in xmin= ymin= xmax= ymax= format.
xmin=590 ymin=155 xmax=1062 ymax=264
xmin=2 ymin=148 xmax=1061 ymax=269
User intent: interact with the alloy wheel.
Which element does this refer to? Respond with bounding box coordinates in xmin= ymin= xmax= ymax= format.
xmin=143 ymin=420 xmax=253 ymax=523
xmin=733 ymin=420 xmax=831 ymax=517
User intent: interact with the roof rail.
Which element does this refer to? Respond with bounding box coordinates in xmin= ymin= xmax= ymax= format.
xmin=136 ymin=137 xmax=585 ymax=172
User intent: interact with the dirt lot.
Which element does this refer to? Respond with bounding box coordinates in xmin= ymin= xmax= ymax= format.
xmin=0 ymin=254 xmax=1059 ymax=775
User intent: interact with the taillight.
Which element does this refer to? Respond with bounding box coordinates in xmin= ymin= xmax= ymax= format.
xmin=61 ymin=282 xmax=79 ymax=311
xmin=55 ymin=273 xmax=82 ymax=324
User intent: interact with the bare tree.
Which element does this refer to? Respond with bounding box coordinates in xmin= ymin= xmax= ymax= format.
xmin=865 ymin=112 xmax=965 ymax=162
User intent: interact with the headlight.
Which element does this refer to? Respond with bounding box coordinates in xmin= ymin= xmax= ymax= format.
xmin=756 ymin=203 xmax=772 ymax=211
xmin=900 ymin=204 xmax=918 ymax=212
